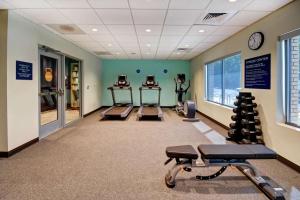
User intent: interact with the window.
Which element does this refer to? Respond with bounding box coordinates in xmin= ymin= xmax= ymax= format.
xmin=281 ymin=29 xmax=300 ymax=127
xmin=206 ymin=54 xmax=241 ymax=107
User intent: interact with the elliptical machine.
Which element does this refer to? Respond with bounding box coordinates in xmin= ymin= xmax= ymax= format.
xmin=174 ymin=74 xmax=199 ymax=122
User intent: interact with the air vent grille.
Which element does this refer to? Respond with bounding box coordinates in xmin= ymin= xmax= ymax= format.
xmin=197 ymin=12 xmax=235 ymax=25
xmin=46 ymin=24 xmax=84 ymax=34
xmin=94 ymin=51 xmax=112 ymax=56
xmin=203 ymin=13 xmax=227 ymax=21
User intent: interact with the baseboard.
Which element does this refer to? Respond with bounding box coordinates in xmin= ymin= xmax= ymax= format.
xmin=196 ymin=110 xmax=300 ymax=173
xmin=277 ymin=154 xmax=300 ymax=173
xmin=83 ymin=106 xmax=105 ymax=117
xmin=0 ymin=137 xmax=39 ymax=158
xmin=196 ymin=110 xmax=229 ymax=130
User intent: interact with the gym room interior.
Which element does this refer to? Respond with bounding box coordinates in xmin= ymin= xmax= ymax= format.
xmin=0 ymin=0 xmax=299 ymax=199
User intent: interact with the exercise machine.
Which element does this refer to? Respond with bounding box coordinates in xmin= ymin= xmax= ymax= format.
xmin=164 ymin=144 xmax=285 ymax=200
xmin=101 ymin=75 xmax=133 ymax=119
xmin=137 ymin=75 xmax=163 ymax=120
xmin=174 ymin=74 xmax=199 ymax=122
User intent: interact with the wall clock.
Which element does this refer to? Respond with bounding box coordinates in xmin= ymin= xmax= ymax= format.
xmin=248 ymin=32 xmax=264 ymax=50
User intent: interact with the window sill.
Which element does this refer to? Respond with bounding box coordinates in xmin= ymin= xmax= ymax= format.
xmin=277 ymin=122 xmax=300 ymax=132
xmin=204 ymin=100 xmax=233 ymax=111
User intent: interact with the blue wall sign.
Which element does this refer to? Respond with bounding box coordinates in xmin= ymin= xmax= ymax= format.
xmin=245 ymin=54 xmax=271 ymax=89
xmin=16 ymin=61 xmax=32 ymax=80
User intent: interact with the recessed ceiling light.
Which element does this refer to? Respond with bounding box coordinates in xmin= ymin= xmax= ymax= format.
xmin=176 ymin=52 xmax=181 ymax=55
xmin=108 ymin=43 xmax=112 ymax=47
xmin=146 ymin=43 xmax=151 ymax=47
xmin=198 ymin=29 xmax=205 ymax=33
xmin=92 ymin=28 xmax=98 ymax=32
xmin=145 ymin=29 xmax=152 ymax=33
xmin=229 ymin=0 xmax=237 ymax=2
xmin=184 ymin=44 xmax=189 ymax=47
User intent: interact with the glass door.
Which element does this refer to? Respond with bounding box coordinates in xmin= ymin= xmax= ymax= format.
xmin=39 ymin=50 xmax=63 ymax=138
xmin=64 ymin=57 xmax=81 ymax=124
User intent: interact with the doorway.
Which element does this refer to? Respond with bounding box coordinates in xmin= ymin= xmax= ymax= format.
xmin=39 ymin=49 xmax=82 ymax=138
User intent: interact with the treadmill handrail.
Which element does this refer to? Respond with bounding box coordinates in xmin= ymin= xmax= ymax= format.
xmin=108 ymin=85 xmax=133 ymax=106
xmin=139 ymin=86 xmax=161 ymax=106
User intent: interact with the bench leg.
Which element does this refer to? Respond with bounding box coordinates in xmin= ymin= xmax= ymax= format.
xmin=165 ymin=162 xmax=192 ymax=188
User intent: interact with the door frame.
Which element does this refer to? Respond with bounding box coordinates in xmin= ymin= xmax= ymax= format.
xmin=38 ymin=49 xmax=63 ymax=138
xmin=38 ymin=46 xmax=84 ymax=138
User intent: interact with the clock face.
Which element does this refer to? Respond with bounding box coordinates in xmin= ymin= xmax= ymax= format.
xmin=248 ymin=32 xmax=264 ymax=50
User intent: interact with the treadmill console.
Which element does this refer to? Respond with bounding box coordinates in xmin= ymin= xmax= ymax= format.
xmin=114 ymin=75 xmax=129 ymax=88
xmin=143 ymin=75 xmax=158 ymax=88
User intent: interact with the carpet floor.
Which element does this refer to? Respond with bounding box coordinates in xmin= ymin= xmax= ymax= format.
xmin=0 ymin=109 xmax=299 ymax=200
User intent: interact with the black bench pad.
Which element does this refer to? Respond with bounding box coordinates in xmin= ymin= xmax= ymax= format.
xmin=198 ymin=144 xmax=277 ymax=160
xmin=166 ymin=145 xmax=198 ymax=160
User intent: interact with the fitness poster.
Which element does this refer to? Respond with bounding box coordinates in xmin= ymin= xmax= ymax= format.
xmin=16 ymin=60 xmax=33 ymax=80
xmin=244 ymin=54 xmax=271 ymax=89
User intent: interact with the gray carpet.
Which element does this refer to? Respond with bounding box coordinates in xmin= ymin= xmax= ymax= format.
xmin=0 ymin=109 xmax=299 ymax=200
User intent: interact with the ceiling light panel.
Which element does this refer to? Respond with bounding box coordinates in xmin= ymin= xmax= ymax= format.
xmin=60 ymin=9 xmax=102 ymax=24
xmin=207 ymin=0 xmax=253 ymax=12
xmin=129 ymin=0 xmax=169 ymax=9
xmin=7 ymin=0 xmax=51 ymax=8
xmin=132 ymin=10 xmax=166 ymax=25
xmin=162 ymin=25 xmax=190 ymax=36
xmin=47 ymin=0 xmax=91 ymax=8
xmin=244 ymin=0 xmax=292 ymax=12
xmin=20 ymin=9 xmax=71 ymax=24
xmin=107 ymin=25 xmax=136 ymax=35
xmin=165 ymin=10 xmax=204 ymax=25
xmin=78 ymin=25 xmax=110 ymax=35
xmin=187 ymin=25 xmax=218 ymax=36
xmin=96 ymin=9 xmax=133 ymax=24
xmin=169 ymin=0 xmax=211 ymax=9
xmin=135 ymin=25 xmax=162 ymax=35
xmin=88 ymin=0 xmax=129 ymax=8
xmin=225 ymin=11 xmax=270 ymax=26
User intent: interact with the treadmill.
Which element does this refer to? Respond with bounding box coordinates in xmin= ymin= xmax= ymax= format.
xmin=137 ymin=75 xmax=163 ymax=120
xmin=101 ymin=75 xmax=133 ymax=119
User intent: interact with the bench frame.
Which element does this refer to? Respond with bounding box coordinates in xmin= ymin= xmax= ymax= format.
xmin=165 ymin=149 xmax=285 ymax=200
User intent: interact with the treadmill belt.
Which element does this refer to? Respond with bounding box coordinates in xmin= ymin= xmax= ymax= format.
xmin=106 ymin=107 xmax=129 ymax=115
xmin=142 ymin=107 xmax=158 ymax=116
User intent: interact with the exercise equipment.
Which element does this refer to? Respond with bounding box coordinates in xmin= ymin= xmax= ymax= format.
xmin=174 ymin=74 xmax=199 ymax=122
xmin=227 ymin=92 xmax=263 ymax=144
xmin=137 ymin=75 xmax=163 ymax=120
xmin=164 ymin=144 xmax=285 ymax=200
xmin=101 ymin=75 xmax=133 ymax=119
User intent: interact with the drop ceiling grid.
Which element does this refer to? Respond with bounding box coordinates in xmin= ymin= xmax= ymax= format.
xmin=1 ymin=0 xmax=293 ymax=60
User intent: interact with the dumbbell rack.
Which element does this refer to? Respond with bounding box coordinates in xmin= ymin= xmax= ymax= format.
xmin=227 ymin=92 xmax=263 ymax=144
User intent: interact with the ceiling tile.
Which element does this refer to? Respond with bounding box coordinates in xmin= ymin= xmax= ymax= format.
xmin=225 ymin=11 xmax=270 ymax=26
xmin=165 ymin=10 xmax=204 ymax=25
xmin=187 ymin=25 xmax=218 ymax=36
xmin=114 ymin=35 xmax=138 ymax=43
xmin=159 ymin=36 xmax=182 ymax=46
xmin=0 ymin=1 xmax=14 ymax=9
xmin=107 ymin=25 xmax=136 ymax=35
xmin=7 ymin=0 xmax=51 ymax=8
xmin=78 ymin=25 xmax=110 ymax=35
xmin=47 ymin=0 xmax=91 ymax=8
xmin=244 ymin=0 xmax=292 ymax=12
xmin=135 ymin=25 xmax=162 ymax=35
xmin=212 ymin=25 xmax=244 ymax=36
xmin=203 ymin=35 xmax=226 ymax=43
xmin=74 ymin=41 xmax=105 ymax=50
xmin=129 ymin=0 xmax=169 ymax=9
xmin=63 ymin=34 xmax=93 ymax=42
xmin=180 ymin=35 xmax=206 ymax=44
xmin=20 ymin=9 xmax=71 ymax=24
xmin=162 ymin=25 xmax=190 ymax=36
xmin=100 ymin=55 xmax=116 ymax=59
xmin=96 ymin=9 xmax=133 ymax=25
xmin=169 ymin=0 xmax=211 ymax=9
xmin=138 ymin=36 xmax=160 ymax=46
xmin=132 ymin=10 xmax=166 ymax=25
xmin=90 ymin=35 xmax=115 ymax=42
xmin=60 ymin=9 xmax=102 ymax=24
xmin=88 ymin=0 xmax=129 ymax=8
xmin=207 ymin=0 xmax=253 ymax=12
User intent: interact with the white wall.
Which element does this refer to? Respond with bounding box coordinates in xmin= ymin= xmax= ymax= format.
xmin=191 ymin=1 xmax=300 ymax=166
xmin=6 ymin=11 xmax=102 ymax=151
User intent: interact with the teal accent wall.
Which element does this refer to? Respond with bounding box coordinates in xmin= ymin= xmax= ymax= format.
xmin=101 ymin=59 xmax=191 ymax=106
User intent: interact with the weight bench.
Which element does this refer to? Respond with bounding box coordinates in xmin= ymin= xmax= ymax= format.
xmin=164 ymin=144 xmax=285 ymax=200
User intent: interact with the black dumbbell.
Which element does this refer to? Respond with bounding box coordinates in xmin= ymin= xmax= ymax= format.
xmin=241 ymin=119 xmax=261 ymax=125
xmin=229 ymin=122 xmax=237 ymax=129
xmin=241 ymin=96 xmax=255 ymax=100
xmin=241 ymin=102 xmax=257 ymax=108
xmin=231 ymin=115 xmax=239 ymax=121
xmin=255 ymin=128 xmax=262 ymax=136
xmin=241 ymin=110 xmax=259 ymax=116
xmin=228 ymin=129 xmax=238 ymax=137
